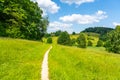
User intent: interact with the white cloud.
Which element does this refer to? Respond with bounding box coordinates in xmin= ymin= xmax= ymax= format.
xmin=59 ymin=10 xmax=107 ymax=24
xmin=113 ymin=22 xmax=120 ymax=26
xmin=60 ymin=0 xmax=94 ymax=5
xmin=31 ymin=0 xmax=60 ymax=14
xmin=48 ymin=21 xmax=73 ymax=33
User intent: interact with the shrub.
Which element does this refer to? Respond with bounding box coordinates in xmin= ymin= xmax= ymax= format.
xmin=57 ymin=31 xmax=71 ymax=45
xmin=70 ymin=38 xmax=76 ymax=46
xmin=47 ymin=37 xmax=52 ymax=43
xmin=96 ymin=40 xmax=103 ymax=47
xmin=77 ymin=33 xmax=87 ymax=48
xmin=88 ymin=40 xmax=93 ymax=46
xmin=55 ymin=30 xmax=62 ymax=36
xmin=44 ymin=33 xmax=51 ymax=38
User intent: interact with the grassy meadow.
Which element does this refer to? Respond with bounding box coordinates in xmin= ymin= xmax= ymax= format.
xmin=49 ymin=45 xmax=120 ymax=80
xmin=0 ymin=35 xmax=120 ymax=80
xmin=0 ymin=38 xmax=50 ymax=80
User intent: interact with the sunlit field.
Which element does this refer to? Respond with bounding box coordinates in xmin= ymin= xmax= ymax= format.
xmin=49 ymin=45 xmax=120 ymax=80
xmin=0 ymin=38 xmax=50 ymax=80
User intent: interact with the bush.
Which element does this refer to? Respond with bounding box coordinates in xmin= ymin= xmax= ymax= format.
xmin=105 ymin=25 xmax=120 ymax=53
xmin=77 ymin=33 xmax=87 ymax=48
xmin=55 ymin=30 xmax=62 ymax=36
xmin=70 ymin=38 xmax=76 ymax=46
xmin=88 ymin=40 xmax=93 ymax=46
xmin=57 ymin=31 xmax=71 ymax=45
xmin=44 ymin=33 xmax=51 ymax=38
xmin=47 ymin=37 xmax=52 ymax=43
xmin=96 ymin=40 xmax=103 ymax=47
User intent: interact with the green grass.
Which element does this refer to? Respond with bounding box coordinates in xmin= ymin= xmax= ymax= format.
xmin=0 ymin=38 xmax=50 ymax=80
xmin=70 ymin=34 xmax=79 ymax=39
xmin=1 ymin=37 xmax=120 ymax=80
xmin=49 ymin=45 xmax=120 ymax=80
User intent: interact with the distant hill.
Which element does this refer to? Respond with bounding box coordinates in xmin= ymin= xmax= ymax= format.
xmin=82 ymin=27 xmax=114 ymax=35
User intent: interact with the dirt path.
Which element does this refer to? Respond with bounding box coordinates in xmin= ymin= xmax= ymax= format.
xmin=41 ymin=46 xmax=52 ymax=80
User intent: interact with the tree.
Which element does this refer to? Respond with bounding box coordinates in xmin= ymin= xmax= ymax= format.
xmin=47 ymin=37 xmax=52 ymax=44
xmin=44 ymin=33 xmax=51 ymax=38
xmin=0 ymin=0 xmax=48 ymax=40
xmin=72 ymin=32 xmax=76 ymax=35
xmin=55 ymin=30 xmax=62 ymax=36
xmin=57 ymin=31 xmax=71 ymax=45
xmin=88 ymin=40 xmax=93 ymax=46
xmin=96 ymin=40 xmax=103 ymax=47
xmin=77 ymin=33 xmax=87 ymax=48
xmin=105 ymin=25 xmax=120 ymax=53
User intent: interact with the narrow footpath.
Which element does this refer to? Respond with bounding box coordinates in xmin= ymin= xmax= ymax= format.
xmin=41 ymin=46 xmax=52 ymax=80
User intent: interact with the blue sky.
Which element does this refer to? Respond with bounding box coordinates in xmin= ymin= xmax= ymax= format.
xmin=32 ymin=0 xmax=120 ymax=33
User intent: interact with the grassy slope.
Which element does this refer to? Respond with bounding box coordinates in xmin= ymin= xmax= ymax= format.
xmin=0 ymin=38 xmax=50 ymax=80
xmin=49 ymin=45 xmax=120 ymax=80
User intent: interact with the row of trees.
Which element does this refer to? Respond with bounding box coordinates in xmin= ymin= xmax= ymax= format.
xmin=46 ymin=25 xmax=120 ymax=54
xmin=44 ymin=30 xmax=76 ymax=38
xmin=57 ymin=31 xmax=103 ymax=48
xmin=0 ymin=0 xmax=48 ymax=40
xmin=82 ymin=27 xmax=113 ymax=36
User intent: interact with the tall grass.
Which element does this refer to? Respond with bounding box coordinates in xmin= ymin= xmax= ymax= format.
xmin=49 ymin=45 xmax=120 ymax=80
xmin=0 ymin=38 xmax=50 ymax=80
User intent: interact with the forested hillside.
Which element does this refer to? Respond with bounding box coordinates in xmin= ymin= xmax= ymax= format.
xmin=82 ymin=27 xmax=113 ymax=35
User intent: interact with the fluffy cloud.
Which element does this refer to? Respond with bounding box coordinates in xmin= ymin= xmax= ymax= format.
xmin=31 ymin=0 xmax=60 ymax=14
xmin=59 ymin=10 xmax=107 ymax=24
xmin=60 ymin=0 xmax=94 ymax=5
xmin=49 ymin=21 xmax=73 ymax=33
xmin=113 ymin=22 xmax=120 ymax=26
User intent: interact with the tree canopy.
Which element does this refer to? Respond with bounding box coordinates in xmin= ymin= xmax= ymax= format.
xmin=82 ymin=27 xmax=113 ymax=36
xmin=57 ymin=31 xmax=71 ymax=45
xmin=105 ymin=25 xmax=120 ymax=53
xmin=77 ymin=33 xmax=87 ymax=48
xmin=0 ymin=0 xmax=48 ymax=40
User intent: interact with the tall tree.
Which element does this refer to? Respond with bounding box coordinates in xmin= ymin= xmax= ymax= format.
xmin=105 ymin=25 xmax=120 ymax=53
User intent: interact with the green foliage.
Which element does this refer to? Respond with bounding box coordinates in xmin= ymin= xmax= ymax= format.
xmin=57 ymin=31 xmax=71 ymax=45
xmin=99 ymin=34 xmax=108 ymax=41
xmin=70 ymin=38 xmax=76 ymax=46
xmin=116 ymin=25 xmax=120 ymax=31
xmin=82 ymin=27 xmax=113 ymax=36
xmin=0 ymin=0 xmax=48 ymax=40
xmin=77 ymin=33 xmax=87 ymax=48
xmin=85 ymin=32 xmax=100 ymax=37
xmin=88 ymin=40 xmax=93 ymax=46
xmin=47 ymin=37 xmax=52 ymax=44
xmin=96 ymin=40 xmax=103 ymax=47
xmin=44 ymin=33 xmax=51 ymax=38
xmin=54 ymin=30 xmax=62 ymax=36
xmin=72 ymin=32 xmax=76 ymax=35
xmin=105 ymin=25 xmax=120 ymax=53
